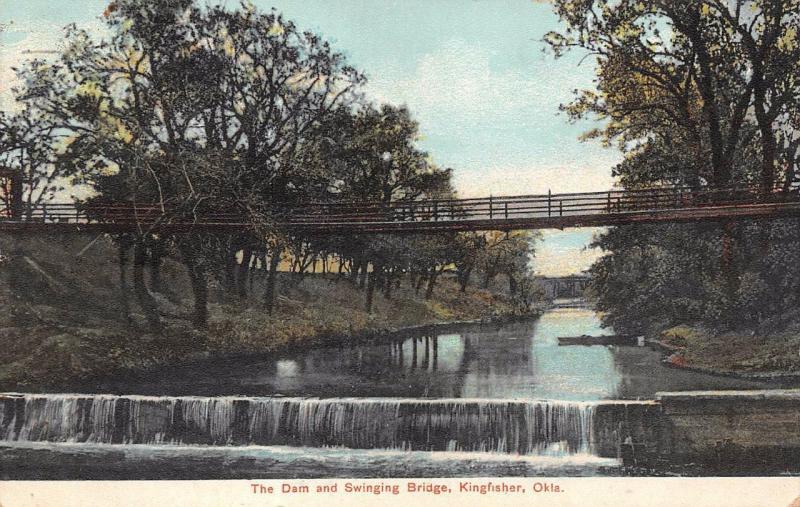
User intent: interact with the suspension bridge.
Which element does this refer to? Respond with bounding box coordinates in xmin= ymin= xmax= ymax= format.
xmin=2 ymin=184 xmax=800 ymax=234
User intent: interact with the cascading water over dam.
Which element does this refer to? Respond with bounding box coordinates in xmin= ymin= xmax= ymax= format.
xmin=0 ymin=393 xmax=596 ymax=455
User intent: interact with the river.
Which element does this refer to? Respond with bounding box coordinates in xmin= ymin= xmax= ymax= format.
xmin=0 ymin=309 xmax=792 ymax=479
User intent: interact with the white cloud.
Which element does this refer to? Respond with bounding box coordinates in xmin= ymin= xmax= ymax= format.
xmin=366 ymin=39 xmax=587 ymax=128
xmin=534 ymin=241 xmax=605 ymax=276
xmin=534 ymin=229 xmax=607 ymax=276
xmin=363 ymin=38 xmax=618 ymax=198
xmin=453 ymin=159 xmax=619 ymax=198
xmin=0 ymin=18 xmax=108 ymax=111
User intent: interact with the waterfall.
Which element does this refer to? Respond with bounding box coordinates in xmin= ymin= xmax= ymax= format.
xmin=0 ymin=393 xmax=596 ymax=455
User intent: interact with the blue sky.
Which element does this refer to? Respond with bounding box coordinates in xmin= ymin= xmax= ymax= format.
xmin=0 ymin=0 xmax=615 ymax=275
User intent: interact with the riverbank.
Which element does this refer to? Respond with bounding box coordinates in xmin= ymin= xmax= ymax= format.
xmin=656 ymin=324 xmax=800 ymax=380
xmin=0 ymin=244 xmax=536 ymax=389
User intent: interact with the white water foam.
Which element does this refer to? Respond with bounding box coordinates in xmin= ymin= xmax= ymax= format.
xmin=0 ymin=393 xmax=599 ymax=456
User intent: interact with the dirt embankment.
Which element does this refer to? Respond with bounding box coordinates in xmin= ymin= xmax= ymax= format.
xmin=0 ymin=235 xmax=538 ymax=388
xmin=655 ymin=323 xmax=800 ymax=379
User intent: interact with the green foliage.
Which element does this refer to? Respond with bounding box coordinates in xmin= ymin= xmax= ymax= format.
xmin=1 ymin=0 xmax=548 ymax=332
xmin=588 ymin=218 xmax=800 ymax=334
xmin=547 ymin=0 xmax=800 ymax=338
xmin=546 ymin=0 xmax=800 ymax=190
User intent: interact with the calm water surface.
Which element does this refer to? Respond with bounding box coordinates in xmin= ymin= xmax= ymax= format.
xmin=67 ymin=309 xmax=781 ymax=399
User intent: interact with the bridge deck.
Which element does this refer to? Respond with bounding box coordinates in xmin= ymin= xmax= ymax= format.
xmin=2 ymin=185 xmax=800 ymax=234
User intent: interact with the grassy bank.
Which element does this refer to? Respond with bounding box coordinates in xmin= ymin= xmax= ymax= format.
xmin=658 ymin=323 xmax=800 ymax=377
xmin=0 ymin=235 xmax=536 ymax=388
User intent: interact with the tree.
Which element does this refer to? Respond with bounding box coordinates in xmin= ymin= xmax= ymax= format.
xmin=284 ymin=102 xmax=455 ymax=311
xmin=336 ymin=104 xmax=452 ymax=203
xmin=546 ymin=0 xmax=800 ymax=336
xmin=705 ymin=0 xmax=800 ymax=192
xmin=452 ymin=233 xmax=487 ymax=292
xmin=5 ymin=0 xmax=543 ymax=332
xmin=0 ymin=73 xmax=80 ymax=217
xmin=8 ymin=0 xmax=365 ymax=328
xmin=16 ymin=0 xmax=363 ymax=327
xmin=479 ymin=230 xmax=539 ymax=295
xmin=545 ymin=0 xmax=800 ymax=191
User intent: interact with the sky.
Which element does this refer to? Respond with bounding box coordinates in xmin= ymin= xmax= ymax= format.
xmin=0 ymin=0 xmax=618 ymax=276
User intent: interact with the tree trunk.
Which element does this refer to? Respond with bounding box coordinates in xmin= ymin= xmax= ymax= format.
xmin=459 ymin=266 xmax=473 ymax=292
xmin=755 ymin=103 xmax=777 ymax=195
xmin=425 ymin=269 xmax=438 ymax=300
xmin=179 ymin=241 xmax=208 ymax=329
xmin=366 ymin=262 xmax=380 ymax=313
xmin=749 ymin=52 xmax=776 ymax=196
xmin=118 ymin=243 xmax=132 ymax=326
xmin=149 ymin=239 xmax=163 ymax=293
xmin=223 ymin=240 xmax=237 ymax=296
xmin=350 ymin=256 xmax=360 ymax=283
xmin=384 ymin=268 xmax=393 ymax=300
xmin=249 ymin=253 xmax=259 ymax=292
xmin=358 ymin=260 xmax=368 ymax=289
xmin=508 ymin=274 xmax=518 ymax=295
xmin=415 ymin=273 xmax=426 ymax=294
xmin=720 ymin=220 xmax=738 ymax=302
xmin=237 ymin=246 xmax=252 ymax=299
xmin=265 ymin=250 xmax=281 ymax=314
xmin=134 ymin=238 xmax=162 ymax=332
xmin=680 ymin=10 xmax=730 ymax=187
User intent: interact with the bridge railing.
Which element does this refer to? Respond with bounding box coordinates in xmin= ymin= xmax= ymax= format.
xmin=8 ymin=203 xmax=252 ymax=226
xmin=286 ymin=184 xmax=792 ymax=224
xmin=3 ymin=183 xmax=798 ymax=228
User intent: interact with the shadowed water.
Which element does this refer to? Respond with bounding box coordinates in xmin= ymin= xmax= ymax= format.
xmin=61 ymin=309 xmax=784 ymax=399
xmin=0 ymin=442 xmax=623 ymax=480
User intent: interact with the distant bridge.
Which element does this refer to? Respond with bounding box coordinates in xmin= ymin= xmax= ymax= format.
xmin=3 ymin=184 xmax=800 ymax=234
xmin=536 ymin=275 xmax=590 ymax=300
